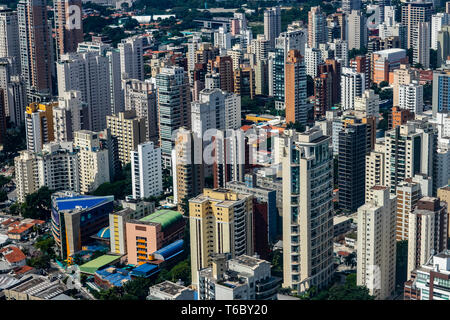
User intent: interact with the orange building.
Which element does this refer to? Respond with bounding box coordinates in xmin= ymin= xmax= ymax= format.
xmin=285 ymin=49 xmax=306 ymax=125
xmin=126 ymin=210 xmax=185 ymax=265
xmin=389 ymin=106 xmax=415 ymax=130
xmin=371 ymin=49 xmax=408 ymax=85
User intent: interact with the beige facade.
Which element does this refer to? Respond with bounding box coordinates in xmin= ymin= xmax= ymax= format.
xmin=365 ymin=141 xmax=386 ymax=201
xmin=357 ymin=186 xmax=397 ymax=300
xmin=395 ymin=180 xmax=421 ymax=241
xmin=106 ymin=110 xmax=146 ymax=166
xmin=14 ymin=150 xmax=38 ymax=203
xmin=73 ymin=130 xmax=110 ymax=194
xmin=189 ymin=188 xmax=254 ymax=288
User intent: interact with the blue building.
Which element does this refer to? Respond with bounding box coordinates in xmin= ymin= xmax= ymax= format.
xmin=51 ymin=191 xmax=114 ymax=259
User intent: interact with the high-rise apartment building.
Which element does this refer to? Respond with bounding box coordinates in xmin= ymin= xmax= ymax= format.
xmin=118 ymin=36 xmax=144 ymax=81
xmin=392 ymin=64 xmax=419 ymax=107
xmin=308 ymin=6 xmax=327 ymax=48
xmin=131 ymin=141 xmax=163 ymax=200
xmin=234 ymin=66 xmax=255 ymax=99
xmin=264 ymin=7 xmax=281 ymax=47
xmin=73 ymin=130 xmax=110 ymax=194
xmin=371 ymin=48 xmax=408 ymax=85
xmin=365 ymin=141 xmax=386 ymax=199
xmin=25 ymin=102 xmax=55 ymax=153
xmin=54 ymin=0 xmax=83 ymax=58
xmin=105 ymin=111 xmax=146 ymax=170
xmin=431 ymin=13 xmax=450 ymax=50
xmin=413 ymin=22 xmax=430 ymax=69
xmin=189 ymin=188 xmax=254 ymax=287
xmin=172 ymin=128 xmax=204 ymax=212
xmin=398 ymin=81 xmax=424 ymax=114
xmin=407 ymin=197 xmax=448 ymax=279
xmin=305 ymin=46 xmax=322 ymax=78
xmin=338 ymin=123 xmax=367 ymax=213
xmin=18 ymin=0 xmax=53 ymax=96
xmin=280 ymin=128 xmax=334 ymax=293
xmin=401 ymin=1 xmax=433 ymax=49
xmin=53 ymin=90 xmax=87 ymax=142
xmin=432 ymin=68 xmax=450 ymax=116
xmin=14 ymin=150 xmax=38 ymax=203
xmin=209 ymin=56 xmax=234 ymax=93
xmin=357 ymin=186 xmax=397 ymax=300
xmin=0 ymin=6 xmax=20 ymax=75
xmin=156 ymin=66 xmax=191 ymax=168
xmin=57 ymin=51 xmax=112 ymax=131
xmin=395 ymin=180 xmax=421 ymax=241
xmin=347 ymin=10 xmax=368 ymax=50
xmin=285 ymin=50 xmax=307 ymax=125
xmin=123 ymin=79 xmax=158 ymax=145
xmin=341 ymin=67 xmax=365 ymax=110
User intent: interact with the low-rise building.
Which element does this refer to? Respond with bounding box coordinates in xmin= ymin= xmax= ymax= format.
xmin=147 ymin=280 xmax=196 ymax=300
xmin=198 ymin=254 xmax=281 ymax=300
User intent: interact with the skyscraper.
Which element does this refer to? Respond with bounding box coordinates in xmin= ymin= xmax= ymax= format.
xmin=25 ymin=102 xmax=55 ymax=153
xmin=264 ymin=7 xmax=281 ymax=48
xmin=54 ymin=0 xmax=83 ymax=58
xmin=357 ymin=186 xmax=396 ymax=300
xmin=338 ymin=123 xmax=367 ymax=213
xmin=18 ymin=0 xmax=54 ymax=96
xmin=156 ymin=67 xmax=191 ymax=168
xmin=285 ymin=50 xmax=307 ymax=125
xmin=281 ymin=128 xmax=334 ymax=293
xmin=308 ymin=6 xmax=327 ymax=48
xmin=131 ymin=141 xmax=163 ymax=200
xmin=189 ymin=188 xmax=254 ymax=288
xmin=401 ymin=1 xmax=433 ymax=49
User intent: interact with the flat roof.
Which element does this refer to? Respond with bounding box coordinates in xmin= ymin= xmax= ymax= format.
xmin=139 ymin=209 xmax=182 ymax=230
xmin=79 ymin=255 xmax=121 ymax=275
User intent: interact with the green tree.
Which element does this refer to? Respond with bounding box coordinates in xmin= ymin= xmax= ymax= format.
xmin=286 ymin=122 xmax=305 ymax=133
xmin=169 ymin=259 xmax=191 ymax=284
xmin=21 ymin=187 xmax=54 ymax=220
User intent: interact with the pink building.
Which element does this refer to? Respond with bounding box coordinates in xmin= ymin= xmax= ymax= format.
xmin=125 ymin=210 xmax=185 ymax=265
xmin=231 ymin=19 xmax=240 ymax=36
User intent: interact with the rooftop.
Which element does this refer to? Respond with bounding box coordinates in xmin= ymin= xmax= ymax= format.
xmin=139 ymin=209 xmax=183 ymax=230
xmin=54 ymin=194 xmax=114 ymax=213
xmin=150 ymin=280 xmax=189 ymax=297
xmin=79 ymin=255 xmax=121 ymax=275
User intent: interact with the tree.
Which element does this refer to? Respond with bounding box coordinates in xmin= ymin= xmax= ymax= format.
xmin=35 ymin=236 xmax=56 ymax=259
xmin=123 ymin=18 xmax=139 ymax=31
xmin=430 ymin=49 xmax=437 ymax=70
xmin=169 ymin=259 xmax=191 ymax=285
xmin=21 ymin=187 xmax=54 ymax=220
xmin=379 ymin=81 xmax=389 ymax=88
xmin=286 ymin=122 xmax=306 ymax=133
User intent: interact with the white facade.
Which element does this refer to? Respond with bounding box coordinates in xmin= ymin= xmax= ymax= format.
xmin=73 ymin=130 xmax=110 ymax=194
xmin=347 ymin=10 xmax=368 ymax=50
xmin=431 ymin=13 xmax=450 ymax=50
xmin=118 ymin=36 xmax=144 ymax=81
xmin=305 ymin=46 xmax=322 ymax=78
xmin=341 ymin=67 xmax=365 ymax=110
xmin=57 ymin=52 xmax=112 ymax=132
xmin=53 ymin=90 xmax=85 ymax=142
xmin=357 ymin=186 xmax=396 ymax=300
xmin=354 ymin=89 xmax=380 ymax=117
xmin=0 ymin=7 xmax=20 ymax=75
xmin=131 ymin=141 xmax=163 ymax=199
xmin=398 ymin=81 xmax=424 ymax=114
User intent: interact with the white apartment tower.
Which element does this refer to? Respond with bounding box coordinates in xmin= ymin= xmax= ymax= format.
xmin=57 ymin=51 xmax=112 ymax=131
xmin=264 ymin=7 xmax=281 ymax=47
xmin=341 ymin=67 xmax=365 ymax=110
xmin=131 ymin=141 xmax=163 ymax=200
xmin=280 ymin=128 xmax=334 ymax=293
xmin=118 ymin=36 xmax=144 ymax=81
xmin=357 ymin=186 xmax=397 ymax=300
xmin=73 ymin=130 xmax=110 ymax=194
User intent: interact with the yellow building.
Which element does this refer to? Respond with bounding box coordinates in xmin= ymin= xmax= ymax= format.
xmin=189 ymin=188 xmax=254 ymax=287
xmin=437 ymin=186 xmax=450 ymax=239
xmin=106 ymin=110 xmax=146 ymax=166
xmin=25 ymin=102 xmax=56 ymax=152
